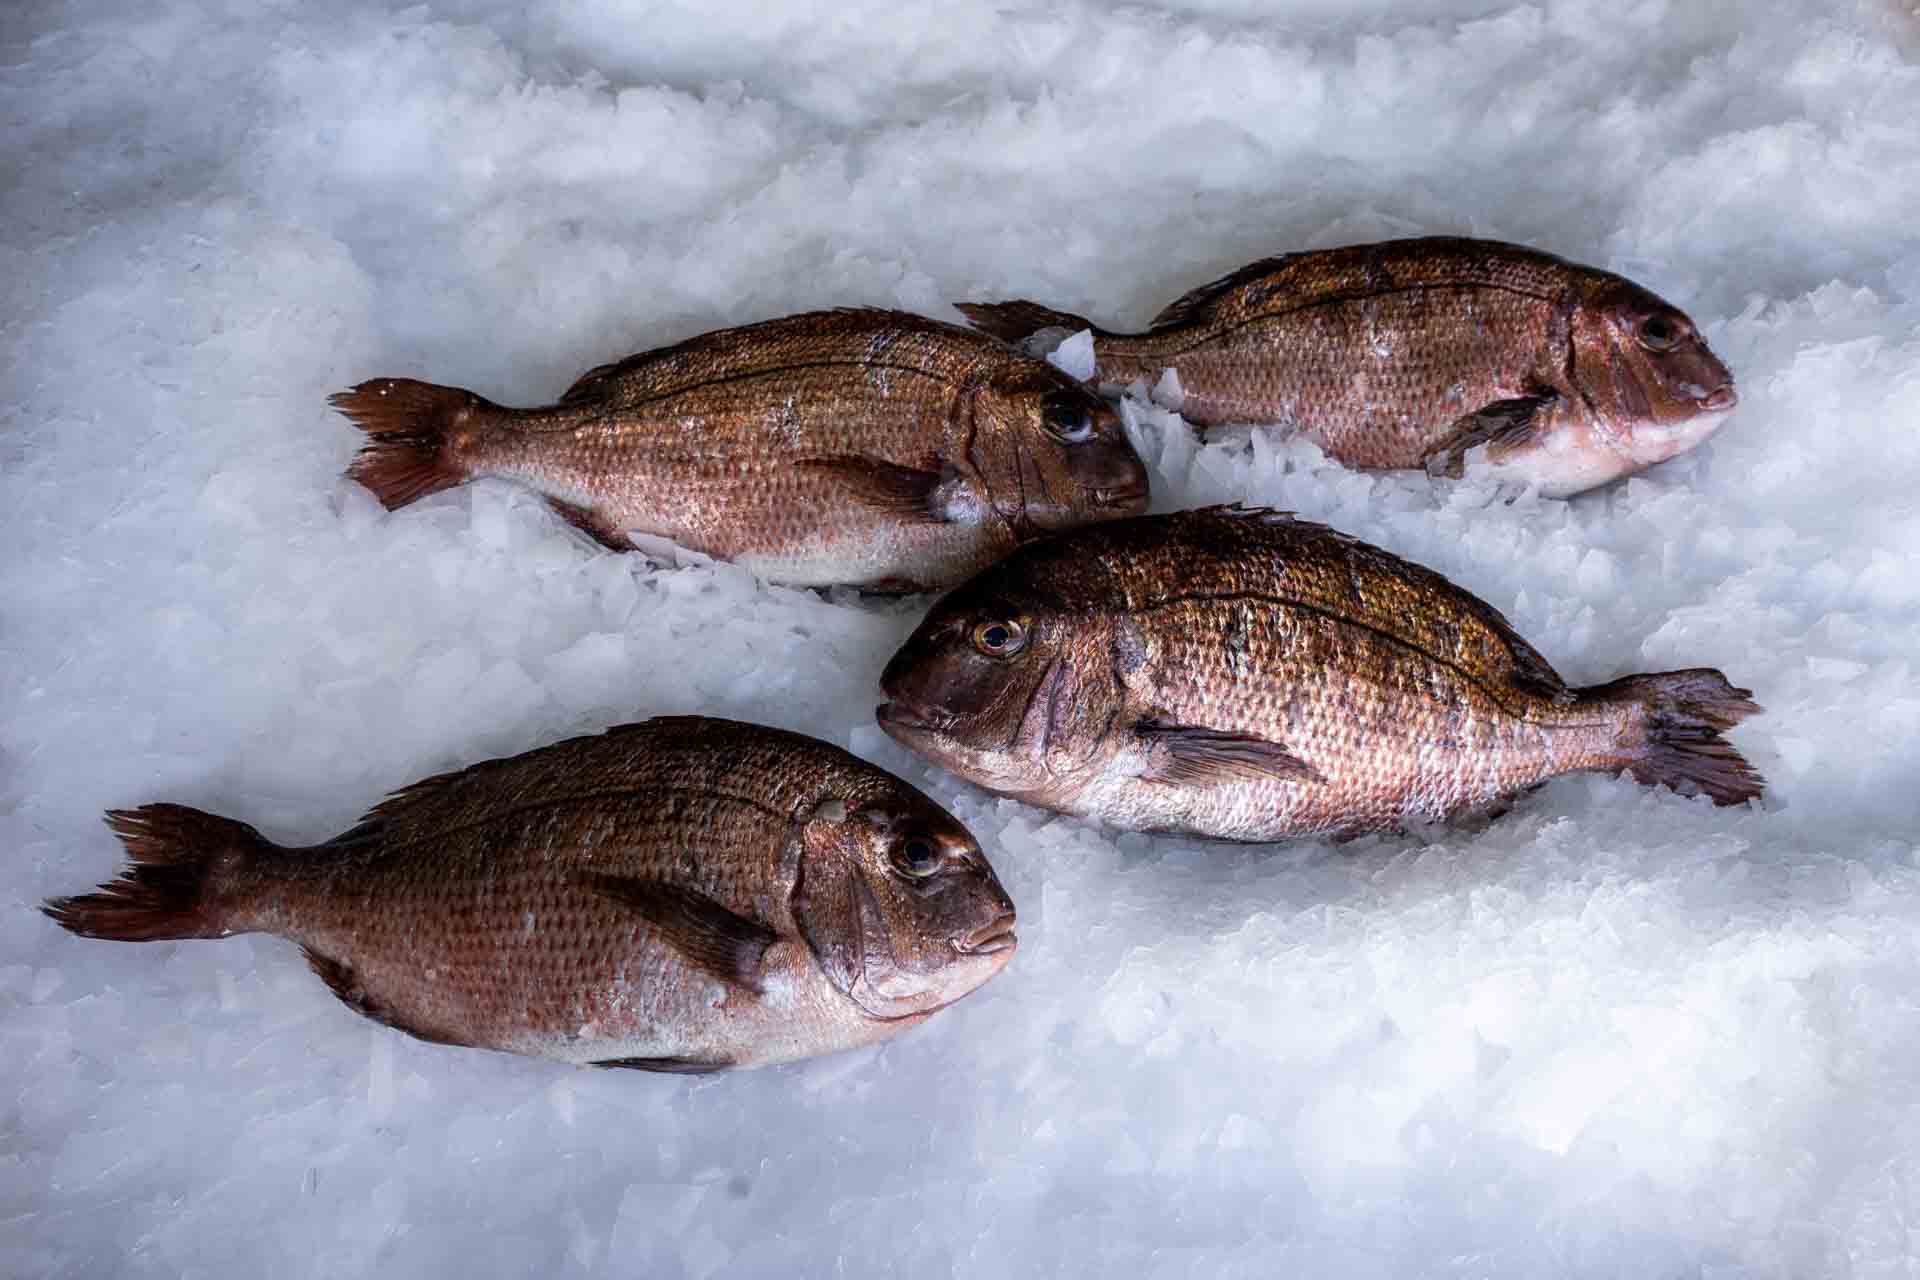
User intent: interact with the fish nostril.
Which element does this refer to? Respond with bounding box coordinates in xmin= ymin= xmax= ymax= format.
xmin=1701 ymin=386 xmax=1738 ymax=411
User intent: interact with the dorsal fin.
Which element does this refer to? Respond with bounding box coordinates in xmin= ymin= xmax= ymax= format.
xmin=1149 ymin=254 xmax=1300 ymax=329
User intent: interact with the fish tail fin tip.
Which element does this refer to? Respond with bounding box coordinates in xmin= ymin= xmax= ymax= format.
xmin=42 ymin=804 xmax=268 ymax=941
xmin=1581 ymin=669 xmax=1765 ymax=806
xmin=953 ymin=300 xmax=1099 ymax=345
xmin=331 ymin=378 xmax=491 ymax=510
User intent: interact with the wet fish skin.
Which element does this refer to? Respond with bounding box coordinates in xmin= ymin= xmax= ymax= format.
xmin=956 ymin=238 xmax=1737 ymax=497
xmin=43 ymin=718 xmax=1018 ymax=1072
xmin=877 ymin=507 xmax=1764 ymax=841
xmin=331 ymin=308 xmax=1148 ymax=591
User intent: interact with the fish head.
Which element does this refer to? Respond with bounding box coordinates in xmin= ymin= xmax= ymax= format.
xmin=970 ymin=366 xmax=1148 ymax=532
xmin=1553 ymin=277 xmax=1738 ymax=485
xmin=876 ymin=570 xmax=1128 ymax=805
xmin=791 ymin=790 xmax=1017 ymax=1020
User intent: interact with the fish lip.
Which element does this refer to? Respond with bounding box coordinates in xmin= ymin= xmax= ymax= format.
xmin=876 ymin=701 xmax=951 ymax=734
xmin=952 ymin=914 xmax=1018 ymax=956
xmin=1699 ymin=385 xmax=1738 ymax=412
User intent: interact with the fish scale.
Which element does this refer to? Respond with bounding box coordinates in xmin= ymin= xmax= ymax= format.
xmin=956 ymin=237 xmax=1738 ymax=496
xmin=878 ymin=507 xmax=1764 ymax=841
xmin=332 ymin=308 xmax=1148 ymax=590
xmin=44 ymin=718 xmax=1018 ymax=1072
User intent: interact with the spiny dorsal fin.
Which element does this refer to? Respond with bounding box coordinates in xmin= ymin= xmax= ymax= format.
xmin=1149 ymin=254 xmax=1301 ymax=329
xmin=580 ymin=874 xmax=777 ymax=991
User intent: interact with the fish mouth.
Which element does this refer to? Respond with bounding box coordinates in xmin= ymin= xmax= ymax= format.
xmin=876 ymin=701 xmax=952 ymax=735
xmin=1699 ymin=385 xmax=1738 ymax=412
xmin=952 ymin=913 xmax=1018 ymax=956
xmin=1093 ymin=481 xmax=1149 ymax=510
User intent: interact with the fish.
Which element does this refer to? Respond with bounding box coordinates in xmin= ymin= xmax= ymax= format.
xmin=876 ymin=506 xmax=1765 ymax=842
xmin=331 ymin=308 xmax=1148 ymax=591
xmin=956 ymin=238 xmax=1738 ymax=497
xmin=43 ymin=717 xmax=1018 ymax=1073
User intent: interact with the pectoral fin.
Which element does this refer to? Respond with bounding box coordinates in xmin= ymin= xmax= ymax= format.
xmin=1136 ymin=721 xmax=1321 ymax=787
xmin=797 ymin=456 xmax=949 ymax=522
xmin=1422 ymin=394 xmax=1556 ymax=479
xmin=580 ymin=874 xmax=777 ymax=991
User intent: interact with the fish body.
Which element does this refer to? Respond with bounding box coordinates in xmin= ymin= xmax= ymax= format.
xmin=333 ymin=309 xmax=1148 ymax=591
xmin=45 ymin=718 xmax=1017 ymax=1072
xmin=877 ymin=507 xmax=1764 ymax=841
xmin=957 ymin=238 xmax=1737 ymax=497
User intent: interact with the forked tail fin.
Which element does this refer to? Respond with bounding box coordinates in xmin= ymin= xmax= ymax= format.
xmin=330 ymin=378 xmax=495 ymax=510
xmin=43 ymin=804 xmax=270 ymax=941
xmin=953 ymin=300 xmax=1101 ymax=346
xmin=1579 ymin=669 xmax=1765 ymax=806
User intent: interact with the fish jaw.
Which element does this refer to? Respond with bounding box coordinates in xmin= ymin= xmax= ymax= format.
xmin=1471 ymin=400 xmax=1736 ymax=497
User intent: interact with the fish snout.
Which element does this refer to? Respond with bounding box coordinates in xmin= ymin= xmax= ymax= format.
xmin=1698 ymin=384 xmax=1738 ymax=412
xmin=952 ymin=909 xmax=1018 ymax=956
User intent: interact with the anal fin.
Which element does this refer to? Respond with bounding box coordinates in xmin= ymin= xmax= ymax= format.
xmin=546 ymin=497 xmax=636 ymax=551
xmin=592 ymin=1055 xmax=733 ymax=1074
xmin=302 ymin=946 xmax=466 ymax=1047
xmin=580 ymin=874 xmax=777 ymax=991
xmin=1136 ymin=721 xmax=1322 ymax=787
xmin=796 ymin=456 xmax=949 ymax=523
xmin=1422 ymin=394 xmax=1557 ymax=479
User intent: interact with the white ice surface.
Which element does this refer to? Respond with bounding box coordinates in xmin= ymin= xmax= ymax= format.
xmin=6 ymin=1 xmax=1920 ymax=1275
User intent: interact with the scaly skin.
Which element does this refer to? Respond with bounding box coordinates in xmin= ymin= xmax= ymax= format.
xmin=959 ymin=238 xmax=1738 ymax=496
xmin=878 ymin=508 xmax=1759 ymax=841
xmin=54 ymin=719 xmax=1017 ymax=1071
xmin=399 ymin=309 xmax=1147 ymax=589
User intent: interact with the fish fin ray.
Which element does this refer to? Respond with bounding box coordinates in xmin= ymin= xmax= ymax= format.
xmin=301 ymin=946 xmax=466 ymax=1046
xmin=953 ymin=300 xmax=1097 ymax=345
xmin=1421 ymin=394 xmax=1557 ymax=479
xmin=1149 ymin=255 xmax=1301 ymax=329
xmin=591 ymin=1055 xmax=734 ymax=1074
xmin=43 ymin=805 xmax=266 ymax=942
xmin=796 ymin=456 xmax=949 ymax=522
xmin=331 ymin=378 xmax=490 ymax=510
xmin=1136 ymin=722 xmax=1323 ymax=786
xmin=1580 ymin=670 xmax=1765 ymax=806
xmin=546 ymin=497 xmax=635 ymax=551
xmin=580 ymin=874 xmax=777 ymax=991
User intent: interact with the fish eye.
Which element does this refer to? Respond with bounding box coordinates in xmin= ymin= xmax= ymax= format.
xmin=892 ymin=835 xmax=941 ymax=879
xmin=1638 ymin=315 xmax=1680 ymax=352
xmin=971 ymin=618 xmax=1028 ymax=657
xmin=1043 ymin=394 xmax=1097 ymax=444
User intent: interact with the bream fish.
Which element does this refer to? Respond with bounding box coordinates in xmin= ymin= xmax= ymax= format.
xmin=333 ymin=309 xmax=1148 ymax=591
xmin=877 ymin=507 xmax=1764 ymax=841
xmin=45 ymin=717 xmax=1017 ymax=1072
xmin=957 ymin=238 xmax=1737 ymax=497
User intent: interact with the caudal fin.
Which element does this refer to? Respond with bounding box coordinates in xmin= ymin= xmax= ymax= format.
xmin=43 ymin=805 xmax=268 ymax=941
xmin=330 ymin=378 xmax=493 ymax=510
xmin=954 ymin=300 xmax=1100 ymax=346
xmin=1580 ymin=669 xmax=1766 ymax=806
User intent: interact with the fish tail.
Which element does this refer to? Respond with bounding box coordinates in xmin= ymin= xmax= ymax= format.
xmin=331 ymin=377 xmax=497 ymax=510
xmin=42 ymin=804 xmax=270 ymax=941
xmin=1579 ymin=669 xmax=1766 ymax=806
xmin=953 ymin=300 xmax=1102 ymax=345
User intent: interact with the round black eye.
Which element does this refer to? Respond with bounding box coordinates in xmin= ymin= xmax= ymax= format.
xmin=971 ymin=618 xmax=1028 ymax=657
xmin=1043 ymin=395 xmax=1097 ymax=443
xmin=1638 ymin=315 xmax=1679 ymax=351
xmin=896 ymin=836 xmax=940 ymax=878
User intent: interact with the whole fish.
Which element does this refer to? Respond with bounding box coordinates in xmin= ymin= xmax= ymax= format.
xmin=332 ymin=309 xmax=1148 ymax=591
xmin=877 ymin=507 xmax=1764 ymax=841
xmin=957 ymin=238 xmax=1737 ymax=497
xmin=44 ymin=717 xmax=1017 ymax=1072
